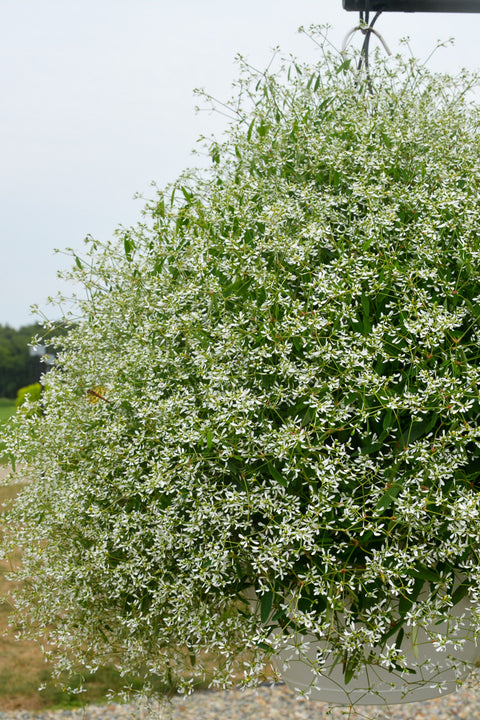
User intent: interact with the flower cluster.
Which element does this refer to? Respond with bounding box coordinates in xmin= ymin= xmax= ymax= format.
xmin=3 ymin=30 xmax=480 ymax=697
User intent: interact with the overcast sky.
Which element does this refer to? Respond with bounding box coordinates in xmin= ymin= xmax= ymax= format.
xmin=2 ymin=1 xmax=480 ymax=329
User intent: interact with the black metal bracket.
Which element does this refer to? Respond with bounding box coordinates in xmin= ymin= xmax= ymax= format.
xmin=343 ymin=0 xmax=480 ymax=11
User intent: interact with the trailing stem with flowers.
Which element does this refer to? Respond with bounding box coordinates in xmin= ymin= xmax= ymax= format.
xmin=3 ymin=27 xmax=480 ymax=700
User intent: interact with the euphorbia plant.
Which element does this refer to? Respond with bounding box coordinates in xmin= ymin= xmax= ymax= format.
xmin=3 ymin=28 xmax=480 ymax=699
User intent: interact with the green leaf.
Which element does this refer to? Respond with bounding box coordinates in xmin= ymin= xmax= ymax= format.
xmin=155 ymin=197 xmax=165 ymax=218
xmin=374 ymin=480 xmax=403 ymax=515
xmin=382 ymin=409 xmax=393 ymax=434
xmin=380 ymin=619 xmax=403 ymax=643
xmin=360 ymin=294 xmax=371 ymax=334
xmin=406 ymin=564 xmax=442 ymax=583
xmin=222 ymin=276 xmax=253 ymax=300
xmin=260 ymin=590 xmax=273 ymax=624
xmin=257 ymin=121 xmax=270 ymax=138
xmin=124 ymin=236 xmax=135 ymax=262
xmin=292 ymin=336 xmax=303 ymax=352
xmin=395 ymin=627 xmax=405 ymax=650
xmin=271 ymin=608 xmax=288 ymax=623
xmin=451 ymin=581 xmax=469 ymax=606
xmin=210 ymin=144 xmax=220 ymax=164
xmin=154 ymin=255 xmax=167 ymax=275
xmin=344 ymin=656 xmax=357 ymax=685
xmin=75 ymin=255 xmax=83 ymax=270
xmin=257 ymin=641 xmax=272 ymax=652
xmin=465 ymin=298 xmax=480 ymax=324
xmin=360 ymin=440 xmax=383 ymax=456
xmin=404 ymin=414 xmax=438 ymax=446
xmin=398 ymin=578 xmax=424 ymax=616
xmin=337 ymin=59 xmax=351 ymax=74
xmin=206 ymin=428 xmax=213 ymax=450
xmin=181 ymin=186 xmax=194 ymax=203
xmin=266 ymin=462 xmax=286 ymax=486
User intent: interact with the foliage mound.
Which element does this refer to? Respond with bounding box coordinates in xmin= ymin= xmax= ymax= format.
xmin=3 ymin=31 xmax=480 ymax=696
xmin=16 ymin=383 xmax=42 ymax=409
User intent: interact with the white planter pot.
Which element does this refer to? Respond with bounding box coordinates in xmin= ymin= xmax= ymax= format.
xmin=250 ymin=591 xmax=479 ymax=705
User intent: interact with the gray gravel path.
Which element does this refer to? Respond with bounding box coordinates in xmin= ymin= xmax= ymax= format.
xmin=1 ymin=681 xmax=480 ymax=720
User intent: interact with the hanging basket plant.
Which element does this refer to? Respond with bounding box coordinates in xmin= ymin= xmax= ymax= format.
xmin=3 ymin=28 xmax=480 ymax=706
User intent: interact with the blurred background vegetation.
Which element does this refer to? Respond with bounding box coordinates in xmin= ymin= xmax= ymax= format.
xmin=0 ymin=324 xmax=51 ymax=400
xmin=0 ymin=323 xmax=50 ymax=462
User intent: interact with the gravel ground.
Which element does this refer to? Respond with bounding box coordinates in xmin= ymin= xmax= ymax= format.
xmin=1 ymin=681 xmax=480 ymax=720
xmin=0 ymin=465 xmax=13 ymax=482
xmin=0 ymin=464 xmax=25 ymax=483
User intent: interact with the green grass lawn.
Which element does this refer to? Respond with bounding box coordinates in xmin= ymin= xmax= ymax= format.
xmin=0 ymin=398 xmax=15 ymax=425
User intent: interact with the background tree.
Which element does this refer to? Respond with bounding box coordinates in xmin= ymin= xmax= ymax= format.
xmin=0 ymin=325 xmax=40 ymax=398
xmin=0 ymin=323 xmax=66 ymax=398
